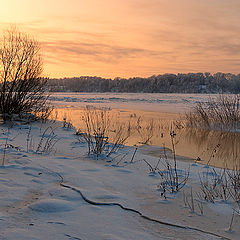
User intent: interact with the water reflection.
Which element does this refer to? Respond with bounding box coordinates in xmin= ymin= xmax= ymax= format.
xmin=52 ymin=108 xmax=240 ymax=169
xmin=180 ymin=128 xmax=240 ymax=169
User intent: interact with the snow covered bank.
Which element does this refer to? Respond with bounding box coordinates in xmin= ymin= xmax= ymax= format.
xmin=0 ymin=120 xmax=239 ymax=239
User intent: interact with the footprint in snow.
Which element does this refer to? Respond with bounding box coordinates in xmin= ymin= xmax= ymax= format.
xmin=80 ymin=169 xmax=100 ymax=172
xmin=94 ymin=194 xmax=121 ymax=200
xmin=56 ymin=156 xmax=70 ymax=160
xmin=65 ymin=234 xmax=82 ymax=240
xmin=24 ymin=172 xmax=39 ymax=177
xmin=115 ymin=169 xmax=132 ymax=174
xmin=47 ymin=221 xmax=66 ymax=225
xmin=28 ymin=199 xmax=74 ymax=213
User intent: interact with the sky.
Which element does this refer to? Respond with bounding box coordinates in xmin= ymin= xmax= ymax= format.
xmin=0 ymin=0 xmax=240 ymax=78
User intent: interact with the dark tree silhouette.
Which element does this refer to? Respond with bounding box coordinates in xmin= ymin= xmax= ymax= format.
xmin=48 ymin=73 xmax=240 ymax=94
xmin=0 ymin=28 xmax=51 ymax=121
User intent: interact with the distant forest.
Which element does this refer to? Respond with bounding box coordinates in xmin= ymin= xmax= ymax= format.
xmin=47 ymin=72 xmax=240 ymax=93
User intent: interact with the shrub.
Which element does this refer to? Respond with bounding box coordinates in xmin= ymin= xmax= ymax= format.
xmin=0 ymin=28 xmax=51 ymax=121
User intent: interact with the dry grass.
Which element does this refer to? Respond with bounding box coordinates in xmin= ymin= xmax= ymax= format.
xmin=76 ymin=106 xmax=132 ymax=158
xmin=186 ymin=94 xmax=240 ymax=130
xmin=136 ymin=117 xmax=154 ymax=145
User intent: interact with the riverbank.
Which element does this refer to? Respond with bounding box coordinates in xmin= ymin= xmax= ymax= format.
xmin=51 ymin=106 xmax=240 ymax=169
xmin=0 ymin=119 xmax=239 ymax=239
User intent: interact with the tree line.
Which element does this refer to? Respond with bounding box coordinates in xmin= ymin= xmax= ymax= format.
xmin=47 ymin=72 xmax=240 ymax=93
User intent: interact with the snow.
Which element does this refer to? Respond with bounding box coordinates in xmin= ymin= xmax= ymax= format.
xmin=29 ymin=199 xmax=74 ymax=213
xmin=0 ymin=93 xmax=239 ymax=239
xmin=49 ymin=92 xmax=215 ymax=113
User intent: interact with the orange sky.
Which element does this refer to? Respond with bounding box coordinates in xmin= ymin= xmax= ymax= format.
xmin=0 ymin=0 xmax=240 ymax=78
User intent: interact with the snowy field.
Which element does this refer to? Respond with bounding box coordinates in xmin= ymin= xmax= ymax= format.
xmin=0 ymin=93 xmax=239 ymax=240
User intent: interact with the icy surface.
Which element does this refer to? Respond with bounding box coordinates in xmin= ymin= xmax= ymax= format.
xmin=49 ymin=92 xmax=215 ymax=113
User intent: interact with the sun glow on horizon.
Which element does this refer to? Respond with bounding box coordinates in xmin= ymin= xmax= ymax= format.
xmin=1 ymin=0 xmax=240 ymax=78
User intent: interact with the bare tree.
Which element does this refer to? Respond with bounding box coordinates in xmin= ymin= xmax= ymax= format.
xmin=0 ymin=28 xmax=51 ymax=121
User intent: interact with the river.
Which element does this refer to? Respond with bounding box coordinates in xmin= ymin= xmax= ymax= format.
xmin=50 ymin=92 xmax=240 ymax=169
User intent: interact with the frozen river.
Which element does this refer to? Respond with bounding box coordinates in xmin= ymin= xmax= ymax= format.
xmin=49 ymin=92 xmax=216 ymax=113
xmin=50 ymin=92 xmax=240 ymax=169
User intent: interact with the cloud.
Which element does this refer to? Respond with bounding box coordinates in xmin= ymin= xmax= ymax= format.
xmin=2 ymin=0 xmax=240 ymax=77
xmin=42 ymin=38 xmax=172 ymax=65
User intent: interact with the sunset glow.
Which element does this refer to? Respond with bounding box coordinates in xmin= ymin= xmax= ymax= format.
xmin=1 ymin=0 xmax=240 ymax=78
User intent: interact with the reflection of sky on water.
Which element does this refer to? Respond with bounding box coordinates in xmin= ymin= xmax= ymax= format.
xmin=52 ymin=104 xmax=240 ymax=170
